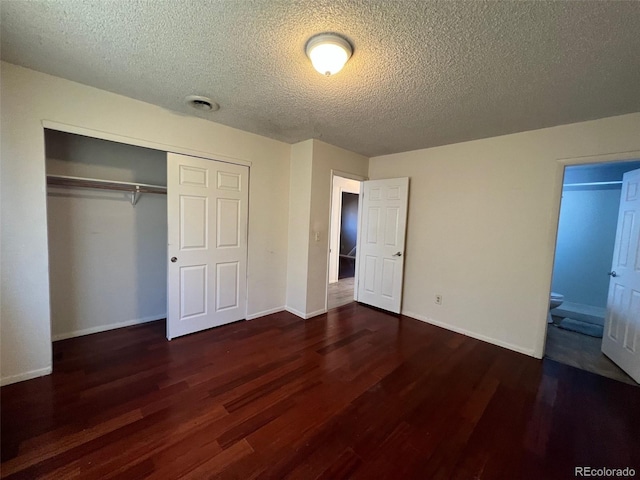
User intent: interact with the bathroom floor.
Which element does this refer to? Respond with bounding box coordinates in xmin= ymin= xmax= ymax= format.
xmin=545 ymin=315 xmax=637 ymax=386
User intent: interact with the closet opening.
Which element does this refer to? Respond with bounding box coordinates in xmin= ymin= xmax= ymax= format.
xmin=45 ymin=129 xmax=168 ymax=355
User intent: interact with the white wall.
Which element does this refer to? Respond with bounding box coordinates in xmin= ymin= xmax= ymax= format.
xmin=3 ymin=60 xmax=638 ymax=385
xmin=285 ymin=139 xmax=368 ymax=318
xmin=0 ymin=62 xmax=291 ymax=385
xmin=46 ymin=131 xmax=167 ymax=339
xmin=369 ymin=113 xmax=640 ymax=358
xmin=285 ymin=140 xmax=313 ymax=316
xmin=307 ymin=141 xmax=368 ymax=315
xmin=552 ymin=186 xmax=621 ymax=308
xmin=329 ymin=176 xmax=361 ymax=284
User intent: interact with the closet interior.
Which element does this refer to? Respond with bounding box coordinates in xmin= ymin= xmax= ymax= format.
xmin=45 ymin=130 xmax=168 ymax=343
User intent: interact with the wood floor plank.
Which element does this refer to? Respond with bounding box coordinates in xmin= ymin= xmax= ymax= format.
xmin=2 ymin=305 xmax=639 ymax=479
xmin=0 ymin=410 xmax=144 ymax=476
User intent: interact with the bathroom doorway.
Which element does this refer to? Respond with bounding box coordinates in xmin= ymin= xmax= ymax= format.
xmin=546 ymin=160 xmax=640 ymax=385
xmin=327 ymin=173 xmax=362 ymax=310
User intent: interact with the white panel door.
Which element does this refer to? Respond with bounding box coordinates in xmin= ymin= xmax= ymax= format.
xmin=167 ymin=153 xmax=248 ymax=339
xmin=602 ymin=168 xmax=640 ymax=383
xmin=356 ymin=178 xmax=409 ymax=313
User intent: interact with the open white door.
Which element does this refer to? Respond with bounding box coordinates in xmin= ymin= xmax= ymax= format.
xmin=356 ymin=177 xmax=409 ymax=314
xmin=602 ymin=168 xmax=640 ymax=383
xmin=167 ymin=153 xmax=248 ymax=339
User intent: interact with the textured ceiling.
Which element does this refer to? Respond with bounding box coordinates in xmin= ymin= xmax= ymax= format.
xmin=1 ymin=0 xmax=639 ymax=157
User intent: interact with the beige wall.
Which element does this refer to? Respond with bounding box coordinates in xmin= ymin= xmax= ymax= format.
xmin=0 ymin=62 xmax=291 ymax=385
xmin=306 ymin=140 xmax=368 ymax=314
xmin=285 ymin=139 xmax=368 ymax=318
xmin=369 ymin=113 xmax=640 ymax=358
xmin=285 ymin=140 xmax=313 ymax=316
xmin=3 ymin=61 xmax=638 ymax=385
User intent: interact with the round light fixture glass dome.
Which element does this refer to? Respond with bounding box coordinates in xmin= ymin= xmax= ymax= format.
xmin=305 ymin=34 xmax=352 ymax=76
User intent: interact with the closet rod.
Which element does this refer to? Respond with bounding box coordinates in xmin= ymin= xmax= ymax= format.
xmin=47 ymin=174 xmax=166 ymax=206
xmin=563 ymin=180 xmax=622 ymax=187
xmin=47 ymin=174 xmax=167 ymax=194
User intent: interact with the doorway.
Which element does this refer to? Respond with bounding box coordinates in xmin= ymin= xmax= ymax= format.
xmin=327 ymin=174 xmax=362 ymax=309
xmin=545 ymin=160 xmax=640 ymax=385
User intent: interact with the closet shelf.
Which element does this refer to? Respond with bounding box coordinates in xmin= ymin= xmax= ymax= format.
xmin=563 ymin=181 xmax=622 ymax=187
xmin=47 ymin=174 xmax=166 ymax=206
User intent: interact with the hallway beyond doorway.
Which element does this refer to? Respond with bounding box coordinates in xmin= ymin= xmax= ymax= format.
xmin=328 ymin=277 xmax=355 ymax=310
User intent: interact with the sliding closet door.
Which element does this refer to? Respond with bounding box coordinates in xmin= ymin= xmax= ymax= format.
xmin=167 ymin=153 xmax=248 ymax=339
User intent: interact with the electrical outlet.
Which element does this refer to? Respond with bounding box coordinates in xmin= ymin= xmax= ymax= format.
xmin=435 ymin=294 xmax=442 ymax=305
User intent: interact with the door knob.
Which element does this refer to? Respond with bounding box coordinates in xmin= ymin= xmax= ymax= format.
xmin=171 ymin=257 xmax=177 ymax=263
xmin=608 ymin=271 xmax=617 ymax=277
xmin=393 ymin=252 xmax=402 ymax=257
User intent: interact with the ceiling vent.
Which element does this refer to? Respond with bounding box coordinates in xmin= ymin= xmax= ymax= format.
xmin=184 ymin=95 xmax=219 ymax=112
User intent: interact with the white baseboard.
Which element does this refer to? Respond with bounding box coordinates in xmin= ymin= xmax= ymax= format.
xmin=1 ymin=366 xmax=52 ymax=387
xmin=285 ymin=306 xmax=327 ymax=320
xmin=285 ymin=306 xmax=305 ymax=318
xmin=246 ymin=306 xmax=285 ymax=321
xmin=51 ymin=314 xmax=165 ymax=341
xmin=402 ymin=310 xmax=536 ymax=357
xmin=305 ymin=308 xmax=327 ymax=319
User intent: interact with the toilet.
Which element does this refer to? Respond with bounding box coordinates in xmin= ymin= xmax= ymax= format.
xmin=548 ymin=292 xmax=564 ymax=323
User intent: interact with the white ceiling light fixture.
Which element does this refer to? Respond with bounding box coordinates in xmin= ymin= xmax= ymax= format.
xmin=305 ymin=33 xmax=353 ymax=77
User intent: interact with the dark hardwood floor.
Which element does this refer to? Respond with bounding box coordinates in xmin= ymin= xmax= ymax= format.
xmin=2 ymin=303 xmax=639 ymax=479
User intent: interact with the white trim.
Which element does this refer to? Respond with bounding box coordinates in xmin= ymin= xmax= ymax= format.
xmin=354 ymin=180 xmax=365 ymax=302
xmin=557 ymin=149 xmax=640 ymax=166
xmin=331 ymin=169 xmax=369 ymax=182
xmin=305 ymin=308 xmax=327 ymax=319
xmin=285 ymin=306 xmax=306 ymax=318
xmin=41 ymin=120 xmax=252 ymax=167
xmin=1 ymin=366 xmax=52 ymax=387
xmin=329 ymin=185 xmax=344 ymax=285
xmin=285 ymin=306 xmax=327 ymax=319
xmin=402 ymin=310 xmax=537 ymax=358
xmin=51 ymin=315 xmax=165 ymax=341
xmin=246 ymin=306 xmax=285 ymax=320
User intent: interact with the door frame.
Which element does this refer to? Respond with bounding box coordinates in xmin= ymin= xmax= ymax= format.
xmin=42 ymin=120 xmax=252 ymax=167
xmin=325 ymin=170 xmax=367 ymax=312
xmin=329 ymin=176 xmax=362 ymax=284
xmin=539 ymin=149 xmax=640 ymax=358
xmin=42 ymin=120 xmax=252 ymax=349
